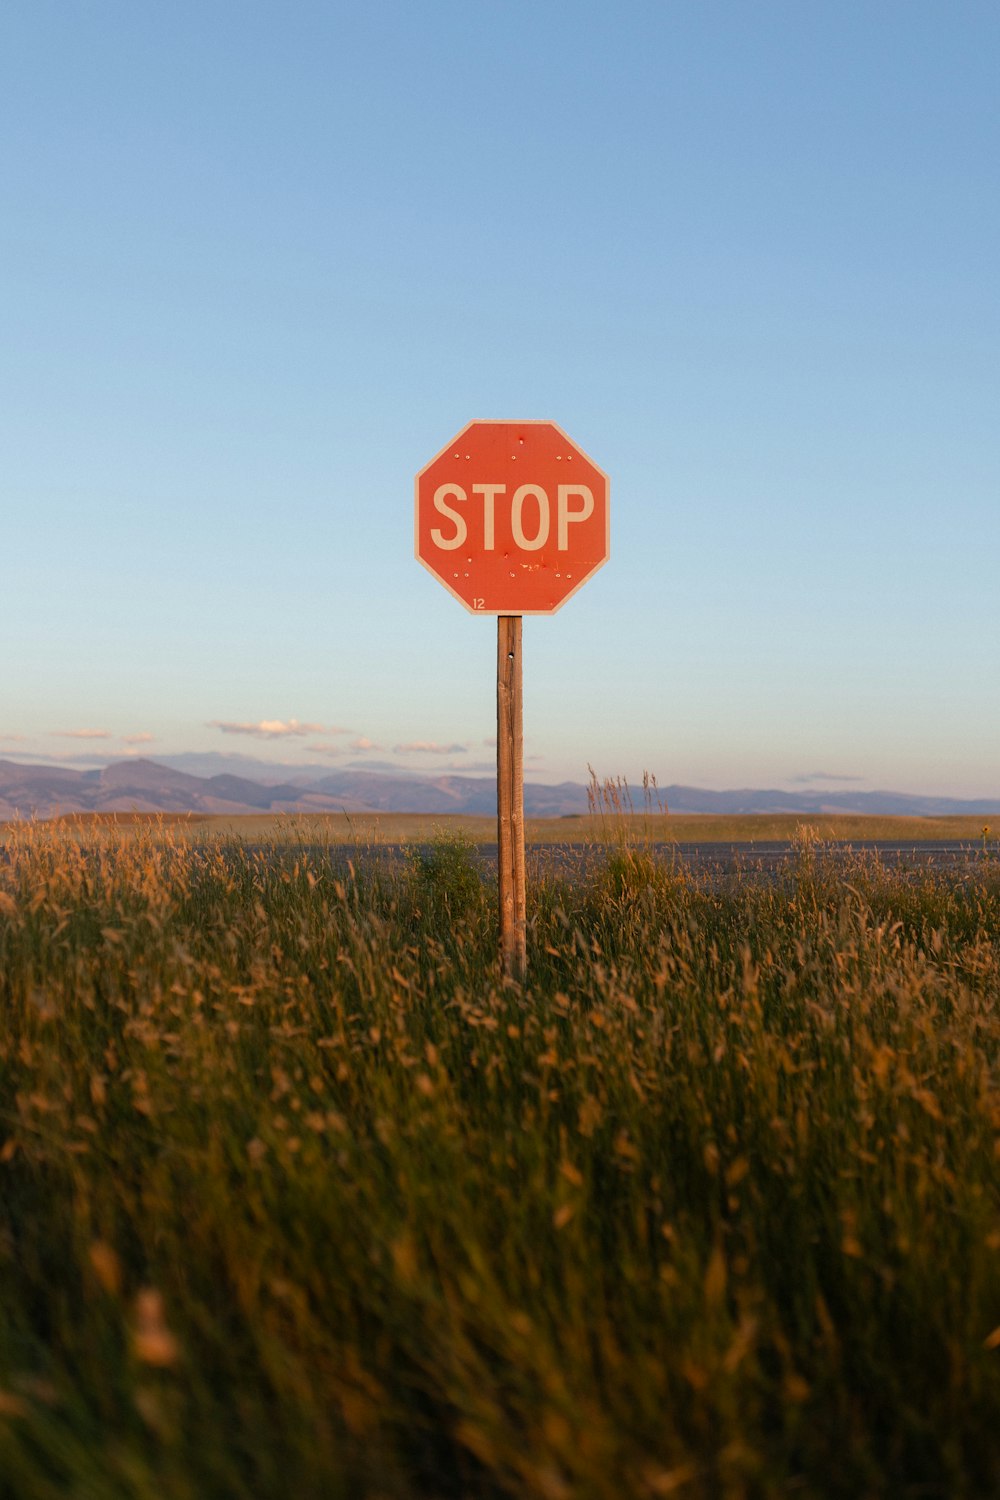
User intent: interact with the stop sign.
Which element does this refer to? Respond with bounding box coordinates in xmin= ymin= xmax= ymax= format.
xmin=415 ymin=420 xmax=609 ymax=614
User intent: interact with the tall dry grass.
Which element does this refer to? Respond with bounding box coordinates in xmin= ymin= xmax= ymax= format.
xmin=1 ymin=820 xmax=999 ymax=1497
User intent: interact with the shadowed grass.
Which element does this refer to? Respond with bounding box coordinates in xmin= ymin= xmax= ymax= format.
xmin=1 ymin=822 xmax=999 ymax=1497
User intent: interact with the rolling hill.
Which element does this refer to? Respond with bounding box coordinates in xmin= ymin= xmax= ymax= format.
xmin=2 ymin=758 xmax=999 ymax=822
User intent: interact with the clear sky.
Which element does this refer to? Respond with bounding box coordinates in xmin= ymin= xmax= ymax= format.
xmin=2 ymin=1 xmax=998 ymax=796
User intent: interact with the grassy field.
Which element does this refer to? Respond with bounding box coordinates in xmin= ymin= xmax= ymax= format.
xmin=6 ymin=809 xmax=997 ymax=846
xmin=2 ymin=820 xmax=1000 ymax=1497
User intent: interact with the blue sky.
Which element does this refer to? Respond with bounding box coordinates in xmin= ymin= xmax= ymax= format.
xmin=2 ymin=1 xmax=997 ymax=796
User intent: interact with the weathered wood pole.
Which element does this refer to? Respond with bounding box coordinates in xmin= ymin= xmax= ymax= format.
xmin=497 ymin=615 xmax=526 ymax=979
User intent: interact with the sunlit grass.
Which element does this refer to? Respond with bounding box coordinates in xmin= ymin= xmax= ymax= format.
xmin=1 ymin=820 xmax=999 ymax=1497
xmin=4 ymin=808 xmax=997 ymax=847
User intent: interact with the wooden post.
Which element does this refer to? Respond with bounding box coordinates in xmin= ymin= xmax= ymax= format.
xmin=497 ymin=615 xmax=526 ymax=979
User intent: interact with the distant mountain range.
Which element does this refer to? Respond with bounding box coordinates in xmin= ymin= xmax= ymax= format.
xmin=2 ymin=757 xmax=999 ymax=822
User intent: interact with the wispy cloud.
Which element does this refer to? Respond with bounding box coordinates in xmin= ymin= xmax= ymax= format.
xmin=789 ymin=771 xmax=866 ymax=785
xmin=209 ymin=719 xmax=340 ymax=740
xmin=394 ymin=741 xmax=467 ymax=755
xmin=304 ymin=743 xmax=347 ymax=755
xmin=351 ymin=736 xmax=382 ymax=752
xmin=2 ymin=749 xmax=104 ymax=763
xmin=52 ymin=728 xmax=112 ymax=740
xmin=0 ymin=733 xmax=29 ymax=743
xmin=122 ymin=732 xmax=155 ymax=745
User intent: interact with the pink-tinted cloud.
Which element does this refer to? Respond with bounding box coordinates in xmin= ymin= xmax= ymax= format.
xmin=52 ymin=728 xmax=112 ymax=740
xmin=122 ymin=732 xmax=155 ymax=745
xmin=0 ymin=733 xmax=28 ymax=742
xmin=209 ymin=719 xmax=333 ymax=739
xmin=304 ymin=743 xmax=347 ymax=755
xmin=351 ymin=736 xmax=382 ymax=752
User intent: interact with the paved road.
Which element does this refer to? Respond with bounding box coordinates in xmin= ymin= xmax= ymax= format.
xmin=257 ymin=839 xmax=996 ymax=882
xmin=3 ymin=839 xmax=993 ymax=884
xmin=517 ymin=840 xmax=993 ymax=880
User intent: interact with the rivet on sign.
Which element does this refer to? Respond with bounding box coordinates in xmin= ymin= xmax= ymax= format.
xmin=556 ymin=455 xmax=562 ymax=461
xmin=465 ymin=454 xmax=470 ymax=459
xmin=454 ymin=452 xmax=460 ymax=459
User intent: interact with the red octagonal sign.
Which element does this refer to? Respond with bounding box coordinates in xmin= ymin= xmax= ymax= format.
xmin=415 ymin=420 xmax=610 ymax=614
